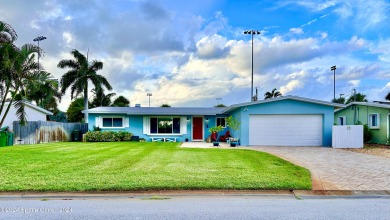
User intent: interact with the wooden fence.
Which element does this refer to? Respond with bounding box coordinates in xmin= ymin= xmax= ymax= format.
xmin=12 ymin=121 xmax=88 ymax=145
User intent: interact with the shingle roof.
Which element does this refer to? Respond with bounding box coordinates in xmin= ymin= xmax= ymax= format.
xmin=83 ymin=106 xmax=227 ymax=115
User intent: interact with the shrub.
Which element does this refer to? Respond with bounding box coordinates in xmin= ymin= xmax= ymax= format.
xmin=85 ymin=131 xmax=133 ymax=142
xmin=363 ymin=124 xmax=373 ymax=143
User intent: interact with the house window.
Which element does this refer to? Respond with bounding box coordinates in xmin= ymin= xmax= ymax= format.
xmin=150 ymin=117 xmax=180 ymax=134
xmin=368 ymin=113 xmax=380 ymax=129
xmin=216 ymin=117 xmax=226 ymax=127
xmin=337 ymin=116 xmax=346 ymax=125
xmin=102 ymin=117 xmax=124 ymax=128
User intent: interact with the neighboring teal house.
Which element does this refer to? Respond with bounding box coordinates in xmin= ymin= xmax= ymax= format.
xmin=334 ymin=102 xmax=390 ymax=144
xmin=83 ymin=96 xmax=343 ymax=146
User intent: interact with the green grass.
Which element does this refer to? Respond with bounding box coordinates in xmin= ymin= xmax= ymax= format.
xmin=0 ymin=142 xmax=311 ymax=191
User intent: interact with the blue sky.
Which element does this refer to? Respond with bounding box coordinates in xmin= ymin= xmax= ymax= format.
xmin=1 ymin=0 xmax=389 ymax=110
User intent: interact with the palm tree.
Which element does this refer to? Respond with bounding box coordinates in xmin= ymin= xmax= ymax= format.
xmin=112 ymin=96 xmax=130 ymax=107
xmin=332 ymin=97 xmax=345 ymax=104
xmin=346 ymin=93 xmax=368 ymax=104
xmin=58 ymin=49 xmax=112 ymax=122
xmin=0 ymin=21 xmax=41 ymax=126
xmin=90 ymin=88 xmax=116 ymax=108
xmin=25 ymin=71 xmax=61 ymax=110
xmin=264 ymin=88 xmax=282 ymax=100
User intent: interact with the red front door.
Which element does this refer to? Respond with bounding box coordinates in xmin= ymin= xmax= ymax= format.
xmin=193 ymin=117 xmax=203 ymax=140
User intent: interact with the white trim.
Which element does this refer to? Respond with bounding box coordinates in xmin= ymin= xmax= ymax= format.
xmin=149 ymin=116 xmax=182 ymax=135
xmin=192 ymin=116 xmax=204 ymax=141
xmin=216 ymin=117 xmax=226 ymax=128
xmin=100 ymin=116 xmax=125 ymax=129
xmin=337 ymin=116 xmax=346 ymax=125
xmin=387 ymin=114 xmax=390 ymax=141
xmin=143 ymin=116 xmax=150 ymax=134
xmin=180 ymin=117 xmax=187 ymax=134
xmin=368 ymin=113 xmax=380 ymax=129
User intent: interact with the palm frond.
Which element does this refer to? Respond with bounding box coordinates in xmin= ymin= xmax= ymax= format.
xmin=13 ymin=93 xmax=27 ymax=126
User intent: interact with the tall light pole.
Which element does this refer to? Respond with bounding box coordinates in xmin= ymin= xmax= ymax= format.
xmin=244 ymin=30 xmax=260 ymax=102
xmin=33 ymin=36 xmax=47 ymax=73
xmin=147 ymin=93 xmax=152 ymax=107
xmin=331 ymin=65 xmax=336 ymax=100
xmin=216 ymin=98 xmax=222 ymax=105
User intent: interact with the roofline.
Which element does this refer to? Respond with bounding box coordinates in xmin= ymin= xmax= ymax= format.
xmin=4 ymin=101 xmax=53 ymax=115
xmin=335 ymin=102 xmax=390 ymax=112
xmin=223 ymin=95 xmax=345 ymax=113
xmin=82 ymin=107 xmax=226 ymax=115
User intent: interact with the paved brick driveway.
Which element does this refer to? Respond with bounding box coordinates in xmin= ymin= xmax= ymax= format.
xmin=249 ymin=147 xmax=390 ymax=191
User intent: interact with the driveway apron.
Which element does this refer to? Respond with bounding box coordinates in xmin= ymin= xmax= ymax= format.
xmin=249 ymin=147 xmax=390 ymax=191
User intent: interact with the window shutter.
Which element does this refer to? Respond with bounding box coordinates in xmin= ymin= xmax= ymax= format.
xmin=143 ymin=116 xmax=149 ymax=134
xmin=124 ymin=117 xmax=130 ymax=127
xmin=180 ymin=117 xmax=187 ymax=134
xmin=95 ymin=116 xmax=101 ymax=128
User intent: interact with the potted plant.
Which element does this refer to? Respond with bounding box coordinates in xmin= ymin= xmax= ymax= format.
xmin=226 ymin=116 xmax=241 ymax=147
xmin=208 ymin=125 xmax=224 ymax=146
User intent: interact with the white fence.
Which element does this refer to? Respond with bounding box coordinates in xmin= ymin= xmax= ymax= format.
xmin=332 ymin=125 xmax=363 ymax=148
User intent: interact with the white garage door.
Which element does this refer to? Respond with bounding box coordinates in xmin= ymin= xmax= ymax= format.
xmin=249 ymin=115 xmax=323 ymax=146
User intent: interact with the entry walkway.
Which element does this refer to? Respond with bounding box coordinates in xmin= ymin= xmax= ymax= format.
xmin=250 ymin=147 xmax=390 ymax=191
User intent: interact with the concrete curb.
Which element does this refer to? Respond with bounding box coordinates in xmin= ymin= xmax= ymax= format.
xmin=0 ymin=190 xmax=389 ymax=200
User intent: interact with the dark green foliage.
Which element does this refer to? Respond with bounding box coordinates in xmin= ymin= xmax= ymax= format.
xmin=346 ymin=93 xmax=368 ymax=104
xmin=112 ymin=95 xmax=130 ymax=107
xmin=160 ymin=104 xmax=171 ymax=107
xmin=264 ymin=88 xmax=282 ymax=100
xmin=48 ymin=111 xmax=67 ymax=122
xmin=85 ymin=131 xmax=133 ymax=142
xmin=332 ymin=97 xmax=345 ymax=104
xmin=66 ymin=97 xmax=85 ymax=122
xmin=363 ymin=124 xmax=373 ymax=143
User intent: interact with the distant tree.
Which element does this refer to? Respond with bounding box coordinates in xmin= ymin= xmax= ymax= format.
xmin=58 ymin=49 xmax=112 ymax=122
xmin=264 ymin=88 xmax=282 ymax=100
xmin=90 ymin=88 xmax=116 ymax=108
xmin=215 ymin=104 xmax=226 ymax=107
xmin=48 ymin=110 xmax=67 ymax=122
xmin=160 ymin=104 xmax=171 ymax=107
xmin=332 ymin=97 xmax=345 ymax=104
xmin=111 ymin=96 xmax=130 ymax=107
xmin=25 ymin=71 xmax=61 ymax=111
xmin=346 ymin=93 xmax=368 ymax=104
xmin=66 ymin=97 xmax=85 ymax=122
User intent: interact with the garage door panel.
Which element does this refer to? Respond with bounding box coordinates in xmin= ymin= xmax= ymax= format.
xmin=249 ymin=115 xmax=322 ymax=146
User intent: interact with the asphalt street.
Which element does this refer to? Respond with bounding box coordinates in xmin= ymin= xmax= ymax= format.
xmin=0 ymin=195 xmax=389 ymax=220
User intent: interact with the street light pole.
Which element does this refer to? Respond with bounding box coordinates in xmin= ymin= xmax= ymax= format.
xmin=33 ymin=36 xmax=47 ymax=73
xmin=216 ymin=98 xmax=222 ymax=105
xmin=244 ymin=30 xmax=260 ymax=102
xmin=331 ymin=65 xmax=336 ymax=100
xmin=147 ymin=93 xmax=152 ymax=107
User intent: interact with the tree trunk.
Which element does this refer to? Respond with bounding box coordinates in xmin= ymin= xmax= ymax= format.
xmin=0 ymin=92 xmax=15 ymax=128
xmin=84 ymin=84 xmax=88 ymax=123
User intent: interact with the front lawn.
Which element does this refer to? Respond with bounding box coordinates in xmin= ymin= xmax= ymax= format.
xmin=0 ymin=142 xmax=311 ymax=191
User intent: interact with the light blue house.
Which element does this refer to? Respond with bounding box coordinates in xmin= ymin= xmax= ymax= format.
xmin=83 ymin=96 xmax=343 ymax=146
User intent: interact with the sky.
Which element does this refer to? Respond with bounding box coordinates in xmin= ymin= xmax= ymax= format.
xmin=1 ymin=0 xmax=389 ymax=110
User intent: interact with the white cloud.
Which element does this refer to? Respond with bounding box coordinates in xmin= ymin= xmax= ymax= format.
xmin=280 ymin=80 xmax=304 ymax=94
xmin=290 ymin=28 xmax=304 ymax=34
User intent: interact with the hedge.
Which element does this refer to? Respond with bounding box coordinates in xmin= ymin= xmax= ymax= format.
xmin=85 ymin=131 xmax=133 ymax=142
